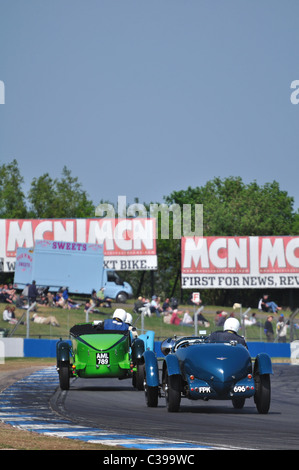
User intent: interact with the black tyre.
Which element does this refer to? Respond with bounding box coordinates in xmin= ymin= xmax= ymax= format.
xmin=254 ymin=373 xmax=271 ymax=414
xmin=165 ymin=371 xmax=181 ymax=412
xmin=232 ymin=397 xmax=245 ymax=409
xmin=135 ymin=363 xmax=145 ymax=390
xmin=59 ymin=364 xmax=70 ymax=390
xmin=144 ymin=369 xmax=158 ymax=407
xmin=145 ymin=385 xmax=159 ymax=407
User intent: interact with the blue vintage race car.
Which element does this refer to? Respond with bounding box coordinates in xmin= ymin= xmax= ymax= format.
xmin=143 ymin=335 xmax=272 ymax=414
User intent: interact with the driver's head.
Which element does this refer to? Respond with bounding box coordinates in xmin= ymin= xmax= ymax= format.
xmin=113 ymin=308 xmax=127 ymax=322
xmin=223 ymin=317 xmax=240 ymax=333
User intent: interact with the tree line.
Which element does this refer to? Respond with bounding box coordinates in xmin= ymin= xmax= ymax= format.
xmin=1 ymin=159 xmax=299 ymax=307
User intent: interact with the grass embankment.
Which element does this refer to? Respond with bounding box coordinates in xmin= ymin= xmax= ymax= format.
xmin=0 ymin=299 xmax=293 ymax=342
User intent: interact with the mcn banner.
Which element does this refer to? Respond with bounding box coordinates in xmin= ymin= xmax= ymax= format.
xmin=0 ymin=219 xmax=157 ymax=272
xmin=181 ymin=236 xmax=299 ymax=289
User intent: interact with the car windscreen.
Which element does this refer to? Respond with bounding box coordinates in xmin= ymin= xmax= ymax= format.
xmin=70 ymin=323 xmax=129 ymax=337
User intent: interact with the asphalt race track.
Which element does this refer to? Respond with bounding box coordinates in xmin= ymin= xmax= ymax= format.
xmin=51 ymin=363 xmax=299 ymax=450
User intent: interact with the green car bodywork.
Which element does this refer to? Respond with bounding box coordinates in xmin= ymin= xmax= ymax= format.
xmin=56 ymin=321 xmax=154 ymax=391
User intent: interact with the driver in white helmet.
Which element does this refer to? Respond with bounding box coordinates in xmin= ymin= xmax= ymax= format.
xmin=208 ymin=317 xmax=247 ymax=348
xmin=103 ymin=308 xmax=129 ymax=331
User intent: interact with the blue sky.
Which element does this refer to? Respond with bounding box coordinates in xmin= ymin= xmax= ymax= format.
xmin=0 ymin=0 xmax=299 ymax=210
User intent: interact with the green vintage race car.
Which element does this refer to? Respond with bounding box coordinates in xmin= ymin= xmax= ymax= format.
xmin=56 ymin=319 xmax=154 ymax=391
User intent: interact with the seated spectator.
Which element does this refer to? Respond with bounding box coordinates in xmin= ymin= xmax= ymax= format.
xmin=170 ymin=309 xmax=183 ymax=326
xmin=84 ymin=300 xmax=100 ymax=314
xmin=3 ymin=306 xmax=18 ymax=324
xmin=55 ymin=292 xmax=66 ymax=308
xmin=96 ymin=287 xmax=112 ymax=308
xmin=170 ymin=309 xmax=193 ymax=327
xmin=215 ymin=311 xmax=228 ymax=327
xmin=170 ymin=297 xmax=179 ymax=310
xmin=7 ymin=284 xmax=17 ymax=302
xmin=181 ymin=310 xmax=194 ymax=326
xmin=134 ymin=296 xmax=144 ymax=313
xmin=163 ymin=309 xmax=172 ymax=324
xmin=62 ymin=288 xmax=80 ymax=309
xmin=258 ymin=294 xmax=281 ymax=313
xmin=47 ymin=292 xmax=55 ymax=307
xmin=0 ymin=284 xmax=14 ymax=304
xmin=243 ymin=314 xmax=254 ymax=326
xmin=15 ymin=293 xmax=28 ymax=309
xmin=162 ymin=298 xmax=171 ymax=312
xmin=194 ymin=308 xmax=210 ymax=327
xmin=0 ymin=285 xmax=4 ymax=302
xmin=134 ymin=297 xmax=151 ymax=316
xmin=32 ymin=313 xmax=60 ymax=327
xmin=150 ymin=295 xmax=163 ymax=317
xmin=84 ymin=301 xmax=93 ymax=314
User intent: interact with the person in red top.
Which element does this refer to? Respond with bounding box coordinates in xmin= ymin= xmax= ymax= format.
xmin=170 ymin=309 xmax=183 ymax=325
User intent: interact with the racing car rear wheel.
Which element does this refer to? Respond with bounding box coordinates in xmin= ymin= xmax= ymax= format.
xmin=165 ymin=371 xmax=181 ymax=412
xmin=254 ymin=373 xmax=270 ymax=414
xmin=59 ymin=364 xmax=70 ymax=390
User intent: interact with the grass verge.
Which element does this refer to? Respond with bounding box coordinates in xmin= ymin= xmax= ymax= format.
xmin=0 ymin=358 xmax=122 ymax=450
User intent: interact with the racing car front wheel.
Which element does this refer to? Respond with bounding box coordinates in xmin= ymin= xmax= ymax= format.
xmin=144 ymin=368 xmax=158 ymax=407
xmin=254 ymin=373 xmax=271 ymax=414
xmin=59 ymin=364 xmax=70 ymax=390
xmin=165 ymin=371 xmax=181 ymax=412
xmin=133 ymin=363 xmax=145 ymax=391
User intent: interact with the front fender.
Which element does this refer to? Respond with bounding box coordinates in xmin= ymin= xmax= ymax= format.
xmin=254 ymin=353 xmax=273 ymax=375
xmin=131 ymin=337 xmax=145 ymax=364
xmin=143 ymin=350 xmax=159 ymax=387
xmin=164 ymin=353 xmax=181 ymax=377
xmin=56 ymin=339 xmax=71 ymax=367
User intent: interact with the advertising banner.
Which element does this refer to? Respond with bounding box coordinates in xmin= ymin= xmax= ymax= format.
xmin=0 ymin=218 xmax=157 ymax=272
xmin=181 ymin=236 xmax=299 ymax=288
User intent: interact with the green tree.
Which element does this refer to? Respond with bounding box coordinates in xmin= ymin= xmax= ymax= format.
xmin=0 ymin=159 xmax=27 ymax=218
xmin=54 ymin=166 xmax=95 ymax=218
xmin=28 ymin=166 xmax=95 ymax=218
xmin=27 ymin=173 xmax=57 ymax=218
xmin=165 ymin=177 xmax=295 ymax=236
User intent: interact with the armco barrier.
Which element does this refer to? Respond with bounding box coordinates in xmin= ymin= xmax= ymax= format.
xmin=0 ymin=338 xmax=293 ymax=359
xmin=154 ymin=341 xmax=291 ymax=359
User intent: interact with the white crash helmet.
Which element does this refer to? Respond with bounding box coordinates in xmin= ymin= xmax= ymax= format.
xmin=113 ymin=308 xmax=127 ymax=322
xmin=223 ymin=317 xmax=240 ymax=333
xmin=125 ymin=313 xmax=133 ymax=324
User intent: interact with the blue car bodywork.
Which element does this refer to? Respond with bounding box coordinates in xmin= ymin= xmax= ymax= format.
xmin=143 ymin=335 xmax=273 ymax=414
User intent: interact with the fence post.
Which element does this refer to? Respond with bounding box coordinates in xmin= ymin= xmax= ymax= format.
xmin=26 ymin=302 xmax=36 ymax=339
